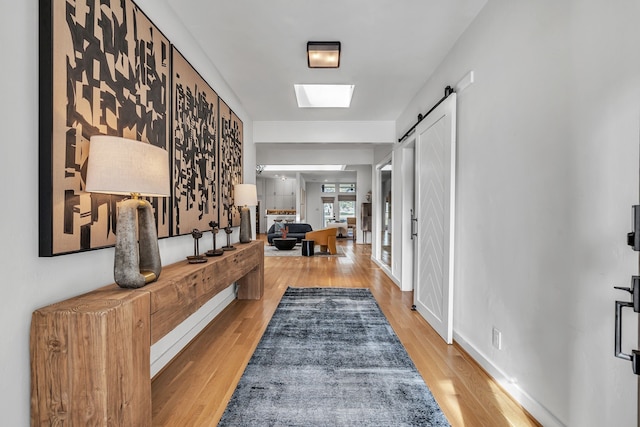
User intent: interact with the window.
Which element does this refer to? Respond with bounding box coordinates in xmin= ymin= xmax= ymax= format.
xmin=338 ymin=194 xmax=356 ymax=220
xmin=321 ymin=184 xmax=336 ymax=193
xmin=339 ymin=201 xmax=355 ymax=219
xmin=322 ymin=196 xmax=335 ymax=226
xmin=339 ymin=183 xmax=356 ymax=193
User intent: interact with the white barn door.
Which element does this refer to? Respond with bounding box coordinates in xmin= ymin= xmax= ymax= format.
xmin=413 ymin=94 xmax=457 ymax=344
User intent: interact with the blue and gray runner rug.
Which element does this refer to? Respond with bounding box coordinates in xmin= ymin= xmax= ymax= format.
xmin=219 ymin=287 xmax=450 ymax=426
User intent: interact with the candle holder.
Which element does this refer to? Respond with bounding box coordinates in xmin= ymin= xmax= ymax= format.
xmin=187 ymin=229 xmax=207 ymax=263
xmin=205 ymin=221 xmax=224 ymax=257
xmin=222 ymin=225 xmax=236 ymax=251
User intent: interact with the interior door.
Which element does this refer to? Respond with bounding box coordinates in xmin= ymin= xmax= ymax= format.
xmin=413 ymin=93 xmax=457 ymax=344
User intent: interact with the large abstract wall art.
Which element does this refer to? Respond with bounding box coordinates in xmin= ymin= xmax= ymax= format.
xmin=39 ymin=0 xmax=170 ymax=256
xmin=39 ymin=0 xmax=244 ymax=257
xmin=218 ymin=100 xmax=243 ymax=228
xmin=171 ymin=47 xmax=219 ymax=235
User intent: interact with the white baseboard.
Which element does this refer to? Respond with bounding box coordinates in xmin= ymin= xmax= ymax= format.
xmin=371 ymin=256 xmax=402 ymax=288
xmin=150 ymin=284 xmax=236 ymax=377
xmin=453 ymin=331 xmax=566 ymax=427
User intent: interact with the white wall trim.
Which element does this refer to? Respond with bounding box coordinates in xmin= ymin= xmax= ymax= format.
xmin=254 ymin=121 xmax=395 ymax=143
xmin=150 ymin=285 xmax=236 ymax=377
xmin=371 ymin=256 xmax=402 ymax=289
xmin=454 ymin=70 xmax=474 ymax=93
xmin=453 ymin=331 xmax=566 ymax=427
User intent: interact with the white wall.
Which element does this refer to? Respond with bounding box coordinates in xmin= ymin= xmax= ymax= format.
xmin=305 ymin=182 xmax=325 ymax=230
xmin=395 ymin=0 xmax=640 ymax=425
xmin=256 ymin=143 xmax=378 ymax=165
xmin=1 ymin=1 xmax=253 ymax=425
xmin=254 ymin=120 xmax=395 ymax=143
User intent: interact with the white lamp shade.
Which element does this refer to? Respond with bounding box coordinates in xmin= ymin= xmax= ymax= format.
xmin=234 ymin=184 xmax=258 ymax=206
xmin=85 ymin=136 xmax=170 ymax=197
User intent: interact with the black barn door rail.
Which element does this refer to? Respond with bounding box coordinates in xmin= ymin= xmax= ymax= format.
xmin=398 ymin=86 xmax=455 ymax=143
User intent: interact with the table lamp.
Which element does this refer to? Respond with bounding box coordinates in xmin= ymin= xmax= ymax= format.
xmin=234 ymin=184 xmax=257 ymax=243
xmin=85 ymin=135 xmax=170 ymax=288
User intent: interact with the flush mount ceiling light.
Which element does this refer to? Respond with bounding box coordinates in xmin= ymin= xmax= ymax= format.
xmin=294 ymin=84 xmax=355 ymax=108
xmin=307 ymin=41 xmax=341 ymax=68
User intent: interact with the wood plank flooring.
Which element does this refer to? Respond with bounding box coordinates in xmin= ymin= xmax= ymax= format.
xmin=151 ymin=237 xmax=540 ymax=426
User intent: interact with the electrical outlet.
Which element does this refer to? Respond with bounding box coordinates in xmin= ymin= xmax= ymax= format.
xmin=492 ymin=327 xmax=502 ymax=350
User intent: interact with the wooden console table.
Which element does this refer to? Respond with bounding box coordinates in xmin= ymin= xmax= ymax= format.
xmin=30 ymin=240 xmax=263 ymax=426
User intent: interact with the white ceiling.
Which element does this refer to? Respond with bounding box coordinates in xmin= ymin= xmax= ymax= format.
xmin=165 ymin=0 xmax=487 ymax=122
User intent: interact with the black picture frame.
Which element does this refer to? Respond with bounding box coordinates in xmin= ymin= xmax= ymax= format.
xmin=39 ymin=0 xmax=171 ymax=256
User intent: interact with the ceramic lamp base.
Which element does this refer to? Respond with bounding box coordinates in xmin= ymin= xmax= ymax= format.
xmin=114 ymin=198 xmax=162 ymax=288
xmin=239 ymin=205 xmax=251 ymax=243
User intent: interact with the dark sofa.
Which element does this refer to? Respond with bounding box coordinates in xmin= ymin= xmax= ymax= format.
xmin=267 ymin=223 xmax=313 ymax=244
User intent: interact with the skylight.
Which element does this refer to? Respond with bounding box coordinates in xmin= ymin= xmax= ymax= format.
xmin=294 ymin=84 xmax=355 ymax=108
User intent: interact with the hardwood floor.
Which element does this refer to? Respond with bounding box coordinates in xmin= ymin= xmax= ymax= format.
xmin=151 ymin=236 xmax=540 ymax=426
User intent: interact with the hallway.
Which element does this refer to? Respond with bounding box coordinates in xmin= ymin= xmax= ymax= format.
xmin=151 ymin=237 xmax=539 ymax=426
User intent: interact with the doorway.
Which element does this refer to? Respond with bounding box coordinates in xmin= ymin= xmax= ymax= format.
xmin=322 ymin=199 xmax=335 ymax=227
xmin=380 ymin=161 xmax=392 ymax=267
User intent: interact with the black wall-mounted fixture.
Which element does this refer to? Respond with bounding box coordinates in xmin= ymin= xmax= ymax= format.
xmin=398 ymin=86 xmax=455 ymax=143
xmin=628 ymin=205 xmax=640 ymax=250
